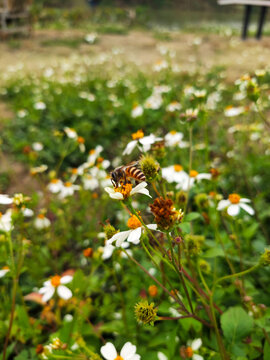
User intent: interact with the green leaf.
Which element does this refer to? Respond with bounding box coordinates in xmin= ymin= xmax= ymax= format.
xmin=221 ymin=307 xmax=253 ymax=343
xmin=184 ymin=212 xmax=201 ymax=222
xmin=264 ymin=341 xmax=270 ymax=360
xmin=178 ymin=222 xmax=190 ymax=233
xmin=203 ymin=247 xmax=224 ymax=258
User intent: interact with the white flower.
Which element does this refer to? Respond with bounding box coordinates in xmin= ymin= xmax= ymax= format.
xmin=186 ymin=338 xmax=203 ymax=360
xmin=144 ymin=94 xmax=163 ymax=110
xmin=64 ymin=127 xmax=78 ymax=139
xmin=34 ymin=214 xmax=51 ymax=229
xmin=166 ymin=101 xmax=181 ymax=112
xmin=105 ymin=182 xmax=151 ymax=200
xmin=176 ymin=170 xmax=211 ymax=191
xmin=217 ymin=194 xmax=254 ymax=216
xmin=224 ymin=106 xmax=245 ymax=117
xmin=158 ymin=352 xmax=168 ymax=360
xmin=39 ymin=275 xmax=73 ymax=302
xmin=101 ymin=241 xmax=130 ymax=260
xmin=0 ymin=209 xmax=13 ymax=232
xmin=0 ymin=194 xmax=13 ymax=205
xmin=0 ymin=266 xmax=10 ymax=278
xmin=17 ymin=109 xmax=28 ymax=118
xmin=85 ymin=33 xmax=97 ymax=44
xmin=153 ymin=59 xmax=168 ymax=72
xmin=123 ymin=132 xmax=162 ymax=155
xmin=131 ymin=105 xmax=144 ymax=118
xmin=34 ymin=101 xmax=46 ymax=110
xmin=32 ymin=142 xmax=44 ymax=151
xmin=107 ymin=213 xmax=157 ymax=247
xmin=87 ymin=145 xmax=103 ymax=165
xmin=82 ymin=174 xmax=99 ymax=191
xmin=21 ymin=207 xmax=34 ymax=217
xmin=162 ymin=165 xmax=189 ymax=185
xmin=164 ymin=131 xmax=188 ymax=148
xmin=30 ymin=164 xmax=48 ymax=175
xmin=48 ymin=179 xmax=63 ymax=193
xmin=100 ymin=341 xmax=140 ymax=360
xmin=58 ymin=182 xmax=80 ymax=199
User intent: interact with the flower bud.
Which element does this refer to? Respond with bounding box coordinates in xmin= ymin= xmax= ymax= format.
xmin=139 ymin=155 xmax=160 ymax=182
xmin=104 ymin=224 xmax=119 ymax=240
xmin=260 ymin=249 xmax=270 ymax=266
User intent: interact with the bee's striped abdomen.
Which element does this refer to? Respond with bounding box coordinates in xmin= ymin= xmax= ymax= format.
xmin=126 ymin=166 xmax=146 ymax=182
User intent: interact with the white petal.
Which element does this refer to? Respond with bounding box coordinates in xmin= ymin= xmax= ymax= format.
xmin=158 ymin=352 xmax=168 ymax=360
xmin=100 ymin=343 xmax=117 ymax=360
xmin=146 ymin=224 xmax=158 ymax=230
xmin=0 ymin=195 xmax=13 ymax=205
xmin=127 ymin=227 xmax=142 ymax=244
xmin=239 ymin=203 xmax=255 ymax=216
xmin=123 ymin=140 xmax=138 ymax=155
xmin=191 ymin=338 xmax=202 ymax=351
xmin=108 ymin=230 xmax=131 ymax=247
xmin=120 ymin=342 xmax=136 ymax=359
xmin=197 ymin=173 xmax=211 ymax=181
xmin=104 ymin=187 xmax=115 ymax=195
xmin=130 ymin=356 xmax=141 ymax=360
xmin=60 ymin=275 xmax=73 ymax=284
xmin=42 ymin=287 xmax=55 ymax=302
xmin=142 ymin=143 xmax=151 ymax=152
xmin=136 ymin=188 xmax=152 ymax=197
xmin=217 ymin=200 xmax=230 ymax=210
xmin=130 ymin=181 xmax=147 ymax=194
xmin=240 ymin=198 xmax=251 ymax=203
xmin=110 ymin=192 xmax=124 ymax=200
xmin=227 ymin=204 xmax=240 ymax=216
xmin=39 ymin=286 xmax=50 ymax=294
xmin=57 ymin=285 xmax=72 ymax=300
xmin=0 ymin=269 xmax=9 ymax=278
xmin=193 ymin=355 xmax=204 ymax=360
xmin=102 ymin=244 xmax=115 ymax=260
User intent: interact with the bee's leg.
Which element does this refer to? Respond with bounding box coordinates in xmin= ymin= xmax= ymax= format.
xmin=135 ymin=180 xmax=140 ymax=186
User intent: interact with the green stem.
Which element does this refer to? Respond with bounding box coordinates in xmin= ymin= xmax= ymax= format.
xmin=184 ymin=126 xmax=193 ymax=214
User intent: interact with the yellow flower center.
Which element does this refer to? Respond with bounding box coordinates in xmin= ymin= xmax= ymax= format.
xmin=190 ymin=170 xmax=199 ymax=178
xmin=0 ymin=212 xmax=2 ymax=218
xmin=38 ymin=214 xmax=45 ymax=219
xmin=229 ymin=193 xmax=241 ymax=204
xmin=115 ymin=183 xmax=133 ymax=198
xmin=51 ymin=179 xmax=59 ymax=184
xmin=170 ymin=130 xmax=177 ymax=134
xmin=127 ymin=214 xmax=142 ymax=229
xmin=132 ymin=129 xmax=144 ymax=140
xmin=64 ymin=182 xmax=72 ymax=187
xmin=51 ymin=275 xmax=61 ymax=287
xmin=2 ymin=266 xmax=9 ymax=270
xmin=114 ymin=357 xmax=124 ymax=360
xmin=174 ymin=164 xmax=183 ymax=172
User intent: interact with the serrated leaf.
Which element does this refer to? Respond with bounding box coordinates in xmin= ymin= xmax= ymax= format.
xmin=221 ymin=307 xmax=253 ymax=343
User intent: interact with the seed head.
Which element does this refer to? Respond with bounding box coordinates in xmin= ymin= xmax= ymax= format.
xmin=134 ymin=301 xmax=157 ymax=326
xmin=195 ymin=193 xmax=209 ymax=209
xmin=198 ymin=259 xmax=211 ymax=274
xmin=104 ymin=224 xmax=119 ymax=240
xmin=185 ymin=235 xmax=205 ymax=256
xmin=150 ymin=197 xmax=181 ymax=230
xmin=260 ymin=249 xmax=270 ymax=266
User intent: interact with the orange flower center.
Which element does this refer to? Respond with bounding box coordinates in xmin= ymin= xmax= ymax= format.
xmin=170 ymin=130 xmax=177 ymax=134
xmin=51 ymin=275 xmax=61 ymax=287
xmin=114 ymin=357 xmax=124 ymax=360
xmin=64 ymin=182 xmax=72 ymax=187
xmin=38 ymin=214 xmax=45 ymax=219
xmin=51 ymin=179 xmax=59 ymax=184
xmin=127 ymin=214 xmax=142 ymax=229
xmin=97 ymin=157 xmax=104 ymax=163
xmin=190 ymin=170 xmax=199 ymax=178
xmin=132 ymin=129 xmax=144 ymax=140
xmin=0 ymin=212 xmax=2 ymax=218
xmin=229 ymin=193 xmax=241 ymax=204
xmin=83 ymin=248 xmax=93 ymax=258
xmin=115 ymin=183 xmax=133 ymax=198
xmin=2 ymin=266 xmax=9 ymax=270
xmin=77 ymin=136 xmax=85 ymax=144
xmin=89 ymin=149 xmax=96 ymax=154
xmin=185 ymin=346 xmax=193 ymax=358
xmin=71 ymin=168 xmax=78 ymax=174
xmin=148 ymin=285 xmax=158 ymax=297
xmin=174 ymin=164 xmax=183 ymax=172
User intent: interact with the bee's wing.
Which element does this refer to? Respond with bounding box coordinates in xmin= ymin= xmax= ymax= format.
xmin=123 ymin=161 xmax=140 ymax=170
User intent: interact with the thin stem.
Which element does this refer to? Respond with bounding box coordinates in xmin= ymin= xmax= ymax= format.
xmin=184 ymin=126 xmax=193 ymax=214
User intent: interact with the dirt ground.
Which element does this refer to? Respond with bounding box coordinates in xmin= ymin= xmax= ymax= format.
xmin=0 ymin=29 xmax=270 ymax=80
xmin=1 ymin=29 xmax=270 ymax=193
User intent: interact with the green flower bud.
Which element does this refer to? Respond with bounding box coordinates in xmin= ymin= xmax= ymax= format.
xmin=175 ymin=190 xmax=187 ymax=209
xmin=185 ymin=235 xmax=205 ymax=256
xmin=139 ymin=155 xmax=160 ymax=182
xmin=134 ymin=301 xmax=157 ymax=326
xmin=246 ymin=80 xmax=260 ymax=102
xmin=195 ymin=193 xmax=209 ymax=209
xmin=260 ymin=249 xmax=270 ymax=266
xmin=104 ymin=224 xmax=119 ymax=240
xmin=198 ymin=259 xmax=211 ymax=274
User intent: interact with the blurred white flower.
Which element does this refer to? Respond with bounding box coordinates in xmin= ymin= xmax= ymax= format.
xmin=0 ymin=194 xmax=13 ymax=205
xmin=144 ymin=94 xmax=163 ymax=110
xmin=153 ymin=59 xmax=168 ymax=72
xmin=217 ymin=194 xmax=254 ymax=216
xmin=34 ymin=214 xmax=51 ymax=229
xmin=48 ymin=179 xmax=63 ymax=193
xmin=87 ymin=145 xmax=103 ymax=165
xmin=39 ymin=274 xmax=73 ymax=302
xmin=123 ymin=131 xmax=162 ymax=155
xmin=85 ymin=33 xmax=97 ymax=44
xmin=166 ymin=101 xmax=181 ymax=112
xmin=162 ymin=165 xmax=188 ymax=185
xmin=58 ymin=182 xmax=80 ymax=199
xmin=64 ymin=127 xmax=78 ymax=139
xmin=0 ymin=266 xmax=10 ymax=278
xmin=224 ymin=106 xmax=245 ymax=117
xmin=176 ymin=170 xmax=211 ymax=191
xmin=0 ymin=209 xmax=13 ymax=232
xmin=34 ymin=101 xmax=46 ymax=110
xmin=131 ymin=104 xmax=144 ymax=118
xmin=32 ymin=142 xmax=44 ymax=151
xmin=30 ymin=164 xmax=48 ymax=175
xmin=101 ymin=341 xmax=140 ymax=360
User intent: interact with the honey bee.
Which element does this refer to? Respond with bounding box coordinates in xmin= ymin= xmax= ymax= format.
xmin=110 ymin=161 xmax=146 ymax=188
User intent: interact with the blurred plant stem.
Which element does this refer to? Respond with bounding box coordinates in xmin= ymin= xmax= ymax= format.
xmin=184 ymin=126 xmax=193 ymax=214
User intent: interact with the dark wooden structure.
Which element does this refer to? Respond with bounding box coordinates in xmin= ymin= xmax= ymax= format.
xmin=0 ymin=0 xmax=32 ymax=38
xmin=218 ymin=0 xmax=270 ymax=39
